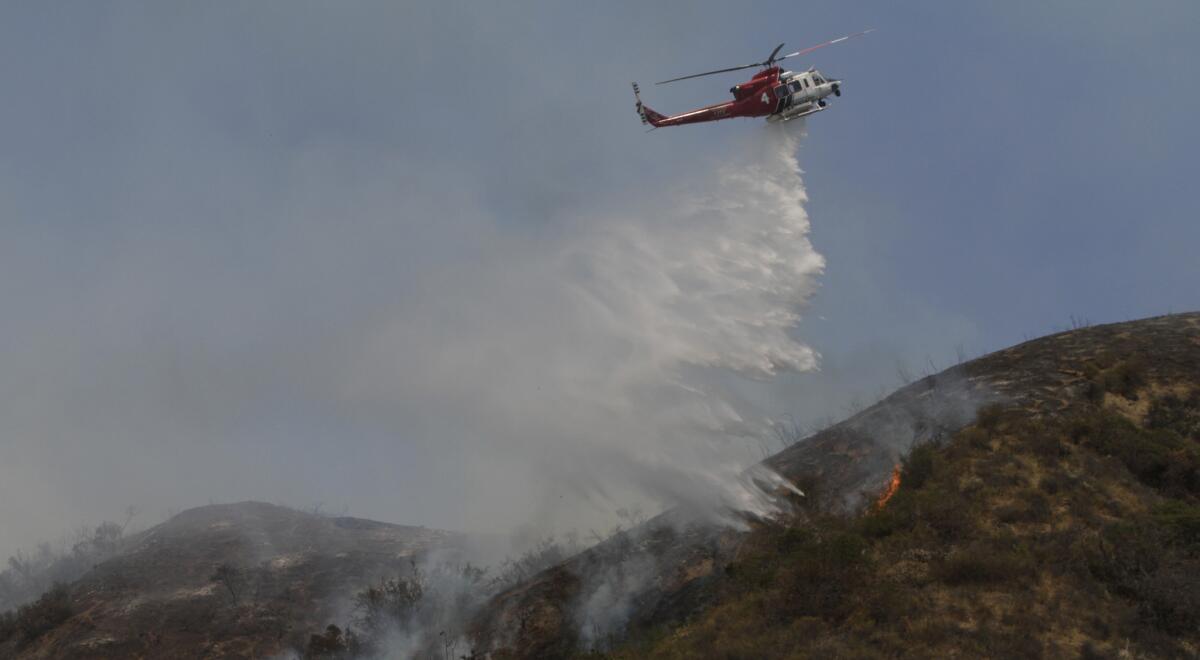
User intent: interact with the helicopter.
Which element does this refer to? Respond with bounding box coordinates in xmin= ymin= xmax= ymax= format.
xmin=633 ymin=30 xmax=873 ymax=128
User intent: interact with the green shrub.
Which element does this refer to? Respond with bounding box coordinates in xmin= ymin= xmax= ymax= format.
xmin=958 ymin=426 xmax=990 ymax=450
xmin=979 ymin=625 xmax=1046 ymax=657
xmin=1022 ymin=426 xmax=1070 ymax=460
xmin=1160 ymin=457 xmax=1200 ymax=499
xmin=935 ymin=542 xmax=1032 ymax=585
xmin=1082 ymin=358 xmax=1148 ymax=402
xmin=0 ymin=608 xmax=16 ymax=643
xmin=777 ymin=526 xmax=814 ymax=553
xmin=1038 ymin=473 xmax=1062 ymax=495
xmin=1031 ymin=530 xmax=1086 ymax=576
xmin=995 ymin=489 xmax=1052 ymax=525
xmin=1146 ymin=393 xmax=1200 ymax=440
xmin=917 ymin=486 xmax=976 ymax=541
xmin=727 ymin=545 xmax=780 ymax=591
xmin=1103 ymin=359 xmax=1148 ymax=399
xmin=1151 ymin=500 xmax=1200 ymax=547
xmin=767 ymin=529 xmax=870 ymax=624
xmin=1078 ymin=641 xmax=1109 ymax=660
xmin=305 ymin=624 xmax=362 ymax=659
xmin=1070 ymin=411 xmax=1199 ymax=496
xmin=13 ymin=583 xmax=71 ymax=642
xmin=1083 ymin=522 xmax=1166 ymax=589
xmin=857 ymin=499 xmax=911 ymax=539
xmin=976 ymin=403 xmax=1006 ymax=432
xmin=1132 ymin=567 xmax=1200 ymax=635
xmin=901 ymin=443 xmax=938 ymax=491
xmin=862 ymin=581 xmax=909 ymax=625
xmin=993 ymin=504 xmax=1023 ymax=525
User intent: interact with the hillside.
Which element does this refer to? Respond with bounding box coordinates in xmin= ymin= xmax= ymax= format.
xmin=0 ymin=502 xmax=457 ymax=659
xmin=471 ymin=312 xmax=1200 ymax=658
xmin=2 ymin=313 xmax=1197 ymax=659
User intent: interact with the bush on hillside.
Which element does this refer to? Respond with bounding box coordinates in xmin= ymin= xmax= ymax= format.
xmin=1151 ymin=500 xmax=1200 ymax=547
xmin=994 ymin=489 xmax=1052 ymax=525
xmin=935 ymin=541 xmax=1033 ymax=585
xmin=304 ymin=624 xmax=362 ymax=659
xmin=975 ymin=403 xmax=1007 ymax=432
xmin=1146 ymin=392 xmax=1200 ymax=440
xmin=767 ymin=528 xmax=870 ymax=624
xmin=0 ymin=608 xmax=16 ymax=644
xmin=1084 ymin=357 xmax=1148 ymax=402
xmin=901 ymin=442 xmax=938 ymax=491
xmin=1069 ymin=410 xmax=1200 ymax=497
xmin=8 ymin=583 xmax=72 ymax=643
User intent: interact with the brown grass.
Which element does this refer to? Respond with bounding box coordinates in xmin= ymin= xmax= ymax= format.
xmin=601 ymin=380 xmax=1200 ymax=660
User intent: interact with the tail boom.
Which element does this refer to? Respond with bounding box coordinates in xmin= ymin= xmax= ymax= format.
xmin=633 ymin=82 xmax=734 ymax=128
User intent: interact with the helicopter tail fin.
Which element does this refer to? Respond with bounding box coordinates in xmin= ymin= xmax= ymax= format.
xmin=632 ymin=83 xmax=667 ymax=127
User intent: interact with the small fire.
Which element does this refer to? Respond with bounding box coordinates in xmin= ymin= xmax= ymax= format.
xmin=875 ymin=464 xmax=902 ymax=509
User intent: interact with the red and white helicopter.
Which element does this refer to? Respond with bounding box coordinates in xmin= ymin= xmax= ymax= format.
xmin=633 ymin=30 xmax=873 ymax=128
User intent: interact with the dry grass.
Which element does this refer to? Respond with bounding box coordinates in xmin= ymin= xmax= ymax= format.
xmin=601 ymin=377 xmax=1200 ymax=659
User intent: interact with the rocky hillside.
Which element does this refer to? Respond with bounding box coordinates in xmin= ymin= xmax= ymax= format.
xmin=470 ymin=312 xmax=1200 ymax=658
xmin=0 ymin=502 xmax=456 ymax=659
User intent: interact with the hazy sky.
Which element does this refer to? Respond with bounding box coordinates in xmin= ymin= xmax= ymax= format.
xmin=1 ymin=2 xmax=1198 ymax=558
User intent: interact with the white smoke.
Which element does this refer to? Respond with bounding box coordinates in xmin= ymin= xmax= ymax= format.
xmin=345 ymin=123 xmax=823 ymax=535
xmin=0 ymin=114 xmax=822 ymax=569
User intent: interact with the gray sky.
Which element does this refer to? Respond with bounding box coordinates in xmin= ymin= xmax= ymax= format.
xmin=1 ymin=2 xmax=1198 ymax=558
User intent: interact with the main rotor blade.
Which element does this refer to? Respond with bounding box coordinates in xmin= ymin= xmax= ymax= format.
xmin=765 ymin=43 xmax=785 ymax=64
xmin=654 ymin=30 xmax=872 ymax=86
xmin=655 ymin=62 xmax=764 ymax=85
xmin=779 ymin=28 xmax=874 ymax=61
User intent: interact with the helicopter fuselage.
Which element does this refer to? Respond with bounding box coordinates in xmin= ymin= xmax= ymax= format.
xmin=634 ymin=67 xmax=842 ymax=128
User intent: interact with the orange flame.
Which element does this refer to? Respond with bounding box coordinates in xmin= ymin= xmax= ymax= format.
xmin=876 ymin=464 xmax=902 ymax=509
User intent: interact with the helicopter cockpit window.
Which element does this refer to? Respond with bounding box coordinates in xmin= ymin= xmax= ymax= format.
xmin=789 ymin=81 xmax=802 ymax=93
xmin=773 ymin=85 xmax=787 ymax=99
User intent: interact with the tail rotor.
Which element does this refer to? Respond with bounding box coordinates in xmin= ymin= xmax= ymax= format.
xmin=632 ymin=82 xmax=648 ymax=124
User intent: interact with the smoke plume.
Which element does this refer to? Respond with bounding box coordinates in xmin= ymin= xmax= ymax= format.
xmin=0 ymin=115 xmax=821 ymax=560
xmin=348 ymin=122 xmax=825 ymax=534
